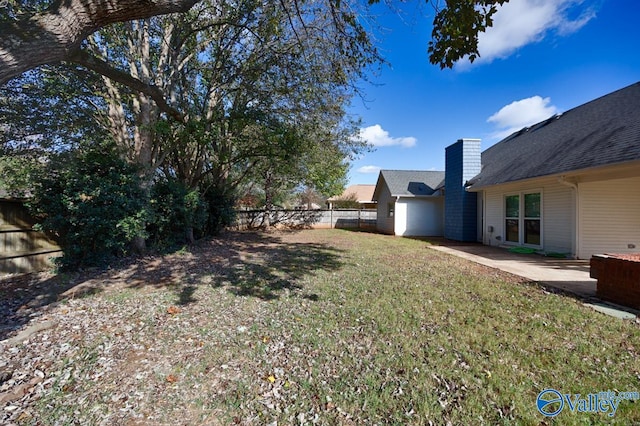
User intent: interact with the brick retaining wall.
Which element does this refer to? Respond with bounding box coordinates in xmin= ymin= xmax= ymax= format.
xmin=591 ymin=254 xmax=640 ymax=309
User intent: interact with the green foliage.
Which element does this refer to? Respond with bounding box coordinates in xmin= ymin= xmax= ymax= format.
xmin=0 ymin=155 xmax=42 ymax=197
xmin=147 ymin=178 xmax=208 ymax=247
xmin=428 ymin=0 xmax=508 ymax=68
xmin=3 ymin=2 xmax=377 ymax=237
xmin=29 ymin=143 xmax=148 ymax=269
xmin=202 ymin=185 xmax=237 ymax=236
xmin=0 ymin=66 xmax=109 ymax=153
xmin=295 ymin=186 xmax=326 ymax=210
xmin=0 ymin=0 xmax=51 ymax=23
xmin=331 ymin=192 xmax=361 ymax=209
xmin=302 ymin=140 xmax=351 ymax=198
xmin=364 ymin=0 xmax=511 ymax=68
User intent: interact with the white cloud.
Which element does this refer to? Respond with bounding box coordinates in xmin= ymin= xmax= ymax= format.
xmin=358 ymin=124 xmax=417 ymax=148
xmin=461 ymin=0 xmax=596 ymax=66
xmin=357 ymin=165 xmax=382 ymax=174
xmin=487 ymin=95 xmax=559 ymax=139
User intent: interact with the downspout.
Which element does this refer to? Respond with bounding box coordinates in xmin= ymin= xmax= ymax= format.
xmin=558 ymin=176 xmax=579 ymax=259
xmin=394 ymin=196 xmax=400 ymax=236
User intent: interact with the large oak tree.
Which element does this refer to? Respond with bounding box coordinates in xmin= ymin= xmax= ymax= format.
xmin=0 ymin=0 xmax=199 ymax=84
xmin=0 ymin=0 xmax=510 ymax=86
xmin=1 ymin=0 xmax=371 ymax=245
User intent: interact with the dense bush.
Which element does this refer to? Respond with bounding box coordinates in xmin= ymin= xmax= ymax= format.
xmin=29 ymin=144 xmax=148 ymax=269
xmin=147 ymin=178 xmax=208 ymax=247
xmin=202 ymin=185 xmax=236 ymax=235
xmin=28 ymin=142 xmax=245 ymax=270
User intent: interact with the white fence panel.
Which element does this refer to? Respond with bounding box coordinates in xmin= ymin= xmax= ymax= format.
xmin=233 ymin=209 xmax=376 ymax=230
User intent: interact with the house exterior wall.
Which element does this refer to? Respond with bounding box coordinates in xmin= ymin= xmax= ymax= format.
xmin=579 ymin=175 xmax=640 ymax=259
xmin=375 ymin=183 xmax=395 ymax=235
xmin=445 ymin=139 xmax=481 ymax=241
xmin=480 ymin=172 xmax=640 ymax=259
xmin=395 ymin=197 xmax=444 ymax=236
xmin=481 ymin=177 xmax=574 ymax=256
xmin=544 ymin=183 xmax=575 ymax=255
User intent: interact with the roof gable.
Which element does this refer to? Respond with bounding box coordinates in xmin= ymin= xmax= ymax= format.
xmin=327 ymin=184 xmax=376 ymax=202
xmin=373 ymin=170 xmax=445 ymax=200
xmin=469 ymin=81 xmax=640 ymax=188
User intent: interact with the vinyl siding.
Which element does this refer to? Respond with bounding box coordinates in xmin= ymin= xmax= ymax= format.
xmin=481 ymin=178 xmax=574 ymax=255
xmin=483 ymin=190 xmax=503 ymax=246
xmin=579 ymin=176 xmax=640 ymax=258
xmin=543 ymin=184 xmax=574 ymax=255
xmin=375 ymin=184 xmax=395 ymax=235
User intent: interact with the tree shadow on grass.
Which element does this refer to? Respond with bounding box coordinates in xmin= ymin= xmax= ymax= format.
xmin=177 ymin=285 xmax=197 ymax=305
xmin=194 ymin=231 xmax=344 ymax=301
xmin=208 ymin=234 xmax=342 ymax=301
xmin=136 ymin=233 xmax=344 ymax=302
xmin=0 ymin=231 xmax=344 ymax=342
xmin=122 ymin=231 xmax=345 ymax=302
xmin=0 ymin=269 xmax=106 ymax=342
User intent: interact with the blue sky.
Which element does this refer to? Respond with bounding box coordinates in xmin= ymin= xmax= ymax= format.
xmin=347 ymin=0 xmax=640 ymax=185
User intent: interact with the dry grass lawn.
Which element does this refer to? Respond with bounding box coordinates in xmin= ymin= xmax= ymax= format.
xmin=1 ymin=229 xmax=639 ymax=425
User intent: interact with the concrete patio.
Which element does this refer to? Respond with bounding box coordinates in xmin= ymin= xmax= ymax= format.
xmin=427 ymin=240 xmax=637 ymax=319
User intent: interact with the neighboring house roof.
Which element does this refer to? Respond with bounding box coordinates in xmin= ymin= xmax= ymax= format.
xmin=373 ymin=170 xmax=445 ymax=200
xmin=328 ymin=184 xmax=376 ymax=203
xmin=468 ymin=81 xmax=640 ymax=189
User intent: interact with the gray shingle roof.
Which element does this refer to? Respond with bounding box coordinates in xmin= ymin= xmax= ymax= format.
xmin=373 ymin=170 xmax=445 ymax=200
xmin=468 ymin=81 xmax=640 ymax=188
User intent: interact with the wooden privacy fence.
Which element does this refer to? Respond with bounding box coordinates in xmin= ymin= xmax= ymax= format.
xmin=0 ymin=200 xmax=61 ymax=274
xmin=233 ymin=209 xmax=377 ymax=231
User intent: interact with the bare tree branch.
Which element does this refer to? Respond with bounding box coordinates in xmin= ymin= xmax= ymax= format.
xmin=0 ymin=0 xmax=201 ymax=84
xmin=67 ymin=49 xmax=185 ymax=122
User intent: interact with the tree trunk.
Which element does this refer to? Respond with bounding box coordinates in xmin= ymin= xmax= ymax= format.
xmin=0 ymin=0 xmax=200 ymax=84
xmin=131 ymin=236 xmax=147 ymax=254
xmin=263 ymin=171 xmax=273 ymax=231
xmin=185 ymin=227 xmax=195 ymax=244
xmin=69 ymin=49 xmax=184 ymax=121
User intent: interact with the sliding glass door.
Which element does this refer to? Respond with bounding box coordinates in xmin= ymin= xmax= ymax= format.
xmin=505 ymin=192 xmax=541 ymax=247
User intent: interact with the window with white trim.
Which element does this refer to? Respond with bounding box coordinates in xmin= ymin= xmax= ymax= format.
xmin=505 ymin=195 xmax=519 ymax=243
xmin=524 ymin=193 xmax=541 ymax=245
xmin=505 ymin=192 xmax=541 ymax=246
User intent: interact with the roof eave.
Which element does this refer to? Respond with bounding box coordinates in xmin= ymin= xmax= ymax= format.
xmin=390 ymin=193 xmax=442 ymax=198
xmin=466 ymin=158 xmax=640 ymax=191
